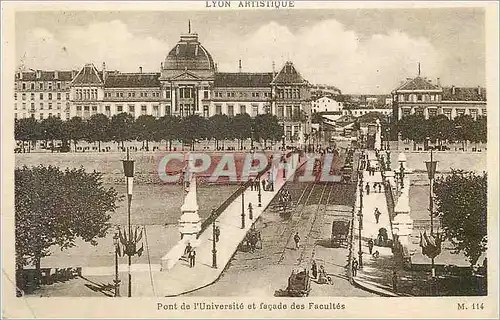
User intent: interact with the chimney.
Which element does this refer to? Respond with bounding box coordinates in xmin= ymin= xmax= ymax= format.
xmin=239 ymin=59 xmax=242 ymax=73
xmin=54 ymin=71 xmax=59 ymax=80
xmin=139 ymin=66 xmax=143 ymax=73
xmin=437 ymin=78 xmax=441 ymax=86
xmin=452 ymin=85 xmax=456 ymax=95
xmin=36 ymin=70 xmax=41 ymax=79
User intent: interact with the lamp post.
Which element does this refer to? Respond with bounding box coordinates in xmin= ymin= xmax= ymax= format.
xmin=211 ymin=209 xmax=217 ymax=269
xmin=113 ymin=232 xmax=120 ymax=297
xmin=425 ymin=148 xmax=438 ymax=279
xmin=248 ymin=202 xmax=253 ymax=220
xmin=257 ymin=175 xmax=262 ymax=207
xmin=358 ymin=183 xmax=364 ymax=268
xmin=282 ymin=134 xmax=286 ymax=151
xmin=241 ymin=187 xmax=246 ymax=229
xmin=251 ymin=128 xmax=254 ymax=150
xmin=121 ymin=148 xmax=143 ymax=298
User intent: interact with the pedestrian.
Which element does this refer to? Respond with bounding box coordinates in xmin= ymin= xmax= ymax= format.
xmin=367 ymin=239 xmax=374 ymax=255
xmin=261 ymin=178 xmax=267 ymax=191
xmin=378 ymin=183 xmax=382 ymax=193
xmin=311 ymin=260 xmax=318 ymax=280
xmin=248 ymin=202 xmax=253 ymax=220
xmin=184 ymin=242 xmax=192 ymax=255
xmin=392 ymin=271 xmax=398 ymax=293
xmin=214 ymin=226 xmax=220 ymax=242
xmin=352 ymin=258 xmax=359 ymax=277
xmin=250 ymin=179 xmax=254 ymax=191
xmin=365 ymin=182 xmax=370 ymax=195
xmin=373 ymin=182 xmax=377 ymax=191
xmin=294 ymin=232 xmax=300 ymax=250
xmin=255 ymin=179 xmax=260 ymax=191
xmin=189 ymin=249 xmax=196 ymax=268
xmin=374 ymin=207 xmax=381 ymax=224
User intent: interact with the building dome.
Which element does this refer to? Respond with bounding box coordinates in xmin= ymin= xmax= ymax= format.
xmin=164 ymin=33 xmax=215 ymax=71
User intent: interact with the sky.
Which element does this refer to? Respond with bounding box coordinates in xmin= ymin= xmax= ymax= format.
xmin=15 ymin=6 xmax=486 ymax=94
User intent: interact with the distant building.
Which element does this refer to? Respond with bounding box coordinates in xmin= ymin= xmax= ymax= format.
xmin=312 ymin=96 xmax=343 ymax=113
xmin=392 ymin=76 xmax=486 ymax=122
xmin=342 ymin=94 xmax=392 ymax=118
xmin=310 ymin=84 xmax=342 ymax=100
xmin=14 ymin=26 xmax=313 ymax=141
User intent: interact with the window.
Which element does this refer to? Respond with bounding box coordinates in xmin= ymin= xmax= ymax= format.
xmin=141 ymin=105 xmax=147 ymax=115
xmin=456 ymin=108 xmax=465 ymax=117
xmin=66 ymin=93 xmax=70 ymax=100
xmin=203 ymin=105 xmax=209 ymax=118
xmin=240 ymin=105 xmax=246 ymax=114
xmin=48 ymin=93 xmax=53 ymax=100
xmin=49 ymin=113 xmax=53 ymax=118
xmin=428 ymin=108 xmax=437 ymax=117
xmin=482 ymin=108 xmax=487 ymax=116
xmin=76 ymin=89 xmax=82 ymax=100
xmin=215 ymin=105 xmax=222 ymax=115
xmin=14 ymin=103 xmax=17 ymax=110
xmin=277 ymin=106 xmax=284 ymax=118
xmin=252 ymin=105 xmax=259 ymax=116
xmin=76 ymin=106 xmax=82 ymax=111
xmin=129 ymin=105 xmax=135 ymax=115
xmin=227 ymin=92 xmax=235 ymax=98
xmin=227 ymin=105 xmax=234 ymax=117
xmin=84 ymin=106 xmax=90 ymax=111
xmin=40 ymin=113 xmax=44 ymax=120
xmin=48 ymin=103 xmax=52 ymax=110
xmin=65 ymin=102 xmax=70 ymax=110
xmin=165 ymin=90 xmax=171 ymax=99
xmin=30 ymin=83 xmax=35 ymax=90
xmin=14 ymin=113 xmax=17 ymax=119
xmin=105 ymin=105 xmax=111 ymax=117
xmin=40 ymin=93 xmax=43 ymax=100
xmin=165 ymin=105 xmax=171 ymax=115
xmin=30 ymin=103 xmax=35 ymax=111
xmin=402 ymin=108 xmax=411 ymax=117
xmin=39 ymin=82 xmax=43 ymax=90
xmin=417 ymin=94 xmax=422 ymax=102
xmin=48 ymin=82 xmax=52 ymax=90
xmin=30 ymin=93 xmax=34 ymax=100
xmin=22 ymin=93 xmax=26 ymax=100
xmin=92 ymin=106 xmax=97 ymax=112
xmin=153 ymin=105 xmax=159 ymax=117
xmin=470 ymin=109 xmax=478 ymax=119
xmin=57 ymin=113 xmax=61 ymax=118
xmin=40 ymin=103 xmax=44 ymax=110
xmin=57 ymin=103 xmax=61 ymax=110
xmin=215 ymin=92 xmax=222 ymax=98
xmin=204 ymin=91 xmax=209 ymax=99
xmin=117 ymin=105 xmax=123 ymax=113
xmin=14 ymin=93 xmax=17 ymax=100
xmin=22 ymin=83 xmax=26 ymax=90
xmin=57 ymin=82 xmax=61 ymax=90
xmin=57 ymin=93 xmax=61 ymax=100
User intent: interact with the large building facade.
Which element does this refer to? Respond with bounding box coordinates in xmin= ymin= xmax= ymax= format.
xmin=14 ymin=29 xmax=312 ymax=140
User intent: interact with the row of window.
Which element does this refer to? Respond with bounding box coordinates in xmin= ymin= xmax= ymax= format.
xmin=398 ymin=94 xmax=440 ymax=103
xmin=15 ymin=102 xmax=68 ymax=111
xmin=15 ymin=92 xmax=69 ymax=101
xmin=103 ymin=91 xmax=161 ymax=98
xmin=75 ymin=89 xmax=98 ymax=100
xmin=15 ymin=113 xmax=63 ymax=120
xmin=19 ymin=81 xmax=67 ymax=91
xmin=213 ymin=91 xmax=271 ymax=99
xmin=276 ymin=88 xmax=301 ymax=99
xmin=214 ymin=104 xmax=268 ymax=116
xmin=401 ymin=107 xmax=486 ymax=119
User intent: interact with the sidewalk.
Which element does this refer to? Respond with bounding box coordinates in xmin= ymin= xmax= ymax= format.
xmin=352 ymin=150 xmax=401 ymax=296
xmin=131 ymin=155 xmax=306 ymax=296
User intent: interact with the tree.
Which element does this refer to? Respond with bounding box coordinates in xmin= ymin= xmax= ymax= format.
xmin=427 ymin=114 xmax=453 ymax=146
xmin=433 ymin=170 xmax=487 ymax=266
xmin=15 ymin=165 xmax=120 ymax=284
xmin=155 ymin=115 xmax=181 ymax=151
xmin=230 ymin=113 xmax=252 ymax=150
xmin=254 ymin=114 xmax=282 ymax=148
xmin=180 ymin=115 xmax=208 ymax=151
xmin=311 ymin=112 xmax=323 ymax=124
xmin=40 ymin=116 xmax=64 ymax=153
xmin=15 ymin=118 xmax=40 ymax=153
xmin=86 ymin=114 xmax=110 ymax=151
xmin=109 ymin=113 xmax=135 ymax=149
xmin=453 ymin=114 xmax=475 ymax=150
xmin=209 ymin=114 xmax=230 ymax=150
xmin=134 ymin=115 xmax=156 ymax=151
xmin=398 ymin=114 xmax=428 ymax=150
xmin=64 ymin=117 xmax=86 ymax=152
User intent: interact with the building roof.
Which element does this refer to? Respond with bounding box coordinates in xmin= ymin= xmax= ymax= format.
xmin=15 ymin=70 xmax=74 ymax=81
xmin=442 ymin=86 xmax=486 ymax=101
xmin=394 ymin=76 xmax=440 ymax=91
xmin=72 ymin=64 xmax=103 ymax=85
xmin=104 ymin=73 xmax=161 ymax=88
xmin=214 ymin=72 xmax=273 ymax=88
xmin=164 ymin=33 xmax=215 ymax=71
xmin=271 ymin=61 xmax=308 ymax=85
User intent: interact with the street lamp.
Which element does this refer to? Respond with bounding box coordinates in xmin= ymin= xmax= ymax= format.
xmin=358 ymin=182 xmax=364 ymax=268
xmin=211 ymin=209 xmax=217 ymax=269
xmin=282 ymin=134 xmax=286 ymax=151
xmin=113 ymin=232 xmax=120 ymax=297
xmin=241 ymin=186 xmax=246 ymax=229
xmin=248 ymin=202 xmax=253 ymax=220
xmin=120 ymin=148 xmax=143 ymax=297
xmin=425 ymin=148 xmax=438 ymax=279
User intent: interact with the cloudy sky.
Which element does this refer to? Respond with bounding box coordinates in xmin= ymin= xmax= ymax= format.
xmin=15 ymin=6 xmax=485 ymax=94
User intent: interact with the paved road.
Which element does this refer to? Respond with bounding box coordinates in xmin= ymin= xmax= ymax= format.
xmin=188 ymin=152 xmax=375 ymax=297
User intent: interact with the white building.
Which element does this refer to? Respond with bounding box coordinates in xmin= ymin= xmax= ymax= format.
xmin=312 ymin=96 xmax=343 ymax=113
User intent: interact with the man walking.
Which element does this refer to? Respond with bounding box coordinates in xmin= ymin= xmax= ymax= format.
xmin=367 ymin=238 xmax=374 ymax=255
xmin=250 ymin=178 xmax=254 ymax=191
xmin=392 ymin=271 xmax=398 ymax=293
xmin=189 ymin=249 xmax=196 ymax=268
xmin=352 ymin=258 xmax=359 ymax=277
xmin=294 ymin=232 xmax=301 ymax=250
xmin=374 ymin=207 xmax=381 ymax=224
xmin=365 ymin=182 xmax=370 ymax=195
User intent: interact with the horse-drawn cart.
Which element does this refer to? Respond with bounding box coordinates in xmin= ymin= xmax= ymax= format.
xmin=274 ymin=269 xmax=311 ymax=297
xmin=331 ymin=219 xmax=350 ymax=248
xmin=239 ymin=227 xmax=262 ymax=252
